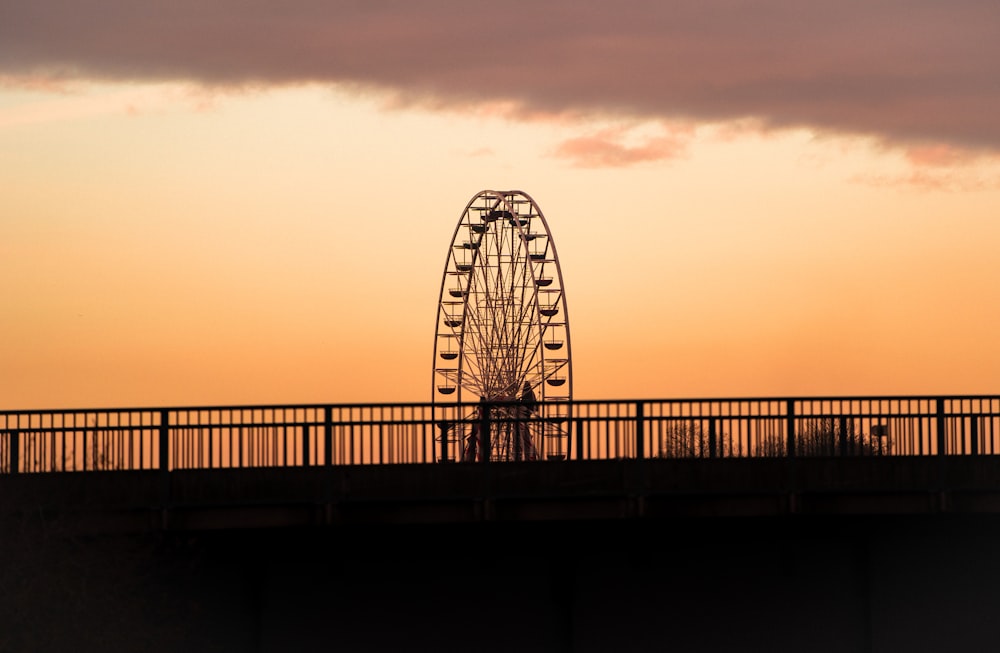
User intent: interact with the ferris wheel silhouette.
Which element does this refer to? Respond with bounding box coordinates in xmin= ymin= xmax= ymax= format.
xmin=432 ymin=190 xmax=572 ymax=461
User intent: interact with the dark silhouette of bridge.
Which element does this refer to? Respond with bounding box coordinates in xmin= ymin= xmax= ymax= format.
xmin=3 ymin=395 xmax=1000 ymax=652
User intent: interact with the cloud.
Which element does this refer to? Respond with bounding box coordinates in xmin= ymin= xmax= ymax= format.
xmin=463 ymin=146 xmax=495 ymax=158
xmin=552 ymin=124 xmax=691 ymax=167
xmin=903 ymin=144 xmax=982 ymax=168
xmin=0 ymin=73 xmax=78 ymax=94
xmin=3 ymin=1 xmax=999 ymax=153
xmin=852 ymin=147 xmax=1000 ymax=191
xmin=852 ymin=169 xmax=1000 ymax=192
xmin=0 ymin=81 xmax=220 ymax=128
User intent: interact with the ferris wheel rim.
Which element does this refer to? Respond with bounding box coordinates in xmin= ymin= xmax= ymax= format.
xmin=432 ymin=189 xmax=573 ymax=407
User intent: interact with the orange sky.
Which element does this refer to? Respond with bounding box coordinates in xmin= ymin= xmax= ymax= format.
xmin=2 ymin=3 xmax=999 ymax=409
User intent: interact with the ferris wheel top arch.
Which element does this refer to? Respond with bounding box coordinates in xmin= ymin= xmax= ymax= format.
xmin=432 ymin=189 xmax=573 ymax=406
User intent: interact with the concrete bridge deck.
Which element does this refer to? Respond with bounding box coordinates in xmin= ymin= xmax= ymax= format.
xmin=5 ymin=456 xmax=1000 ymax=534
xmin=7 ymin=456 xmax=1000 ymax=652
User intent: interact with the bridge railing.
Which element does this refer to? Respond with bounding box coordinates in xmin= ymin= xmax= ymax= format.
xmin=577 ymin=396 xmax=1000 ymax=460
xmin=1 ymin=395 xmax=998 ymax=473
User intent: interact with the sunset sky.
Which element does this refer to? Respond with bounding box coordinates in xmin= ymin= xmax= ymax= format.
xmin=2 ymin=1 xmax=999 ymax=409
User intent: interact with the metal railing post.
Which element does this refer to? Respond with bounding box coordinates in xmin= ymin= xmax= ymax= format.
xmin=302 ymin=420 xmax=311 ymax=467
xmin=7 ymin=430 xmax=19 ymax=474
xmin=635 ymin=402 xmax=645 ymax=459
xmin=574 ymin=417 xmax=584 ymax=461
xmin=84 ymin=422 xmax=90 ymax=471
xmin=479 ymin=401 xmax=491 ymax=465
xmin=158 ymin=410 xmax=171 ymax=513
xmin=324 ymin=406 xmax=333 ymax=466
xmin=970 ymin=416 xmax=979 ymax=456
xmin=437 ymin=421 xmax=452 ymax=463
xmin=709 ymin=418 xmax=718 ymax=458
xmin=158 ymin=410 xmax=170 ymax=472
xmin=936 ymin=399 xmax=947 ymax=456
xmin=785 ymin=400 xmax=796 ymax=458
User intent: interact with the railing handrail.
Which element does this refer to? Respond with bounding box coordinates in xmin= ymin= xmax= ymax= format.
xmin=2 ymin=392 xmax=1000 ymax=415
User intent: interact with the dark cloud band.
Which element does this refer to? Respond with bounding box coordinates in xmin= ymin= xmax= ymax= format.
xmin=3 ymin=0 xmax=998 ymax=151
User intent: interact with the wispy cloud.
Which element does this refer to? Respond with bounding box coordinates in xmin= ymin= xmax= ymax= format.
xmin=852 ymin=148 xmax=1000 ymax=192
xmin=0 ymin=82 xmax=216 ymax=128
xmin=903 ymin=144 xmax=984 ymax=169
xmin=3 ymin=1 xmax=998 ymax=155
xmin=552 ymin=124 xmax=692 ymax=167
xmin=0 ymin=73 xmax=78 ymax=94
xmin=852 ymin=170 xmax=1000 ymax=192
xmin=462 ymin=146 xmax=495 ymax=158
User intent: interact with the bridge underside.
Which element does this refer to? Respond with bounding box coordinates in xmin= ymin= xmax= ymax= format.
xmin=5 ymin=458 xmax=1000 ymax=653
xmin=4 ymin=456 xmax=1000 ymax=533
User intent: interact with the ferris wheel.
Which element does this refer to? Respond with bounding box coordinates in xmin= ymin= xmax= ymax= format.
xmin=432 ymin=190 xmax=572 ymax=461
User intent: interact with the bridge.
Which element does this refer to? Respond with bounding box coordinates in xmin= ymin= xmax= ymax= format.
xmin=4 ymin=395 xmax=1000 ymax=527
xmin=3 ymin=395 xmax=1000 ymax=652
